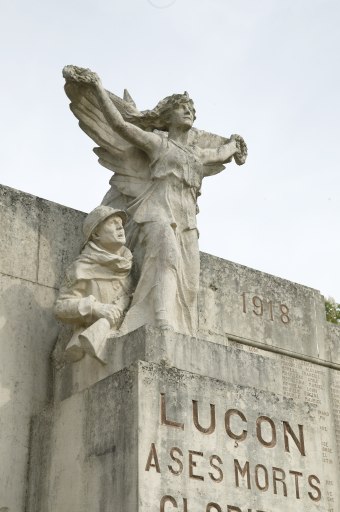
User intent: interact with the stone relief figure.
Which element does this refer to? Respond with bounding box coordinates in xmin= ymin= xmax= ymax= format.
xmin=63 ymin=65 xmax=247 ymax=336
xmin=55 ymin=205 xmax=132 ymax=363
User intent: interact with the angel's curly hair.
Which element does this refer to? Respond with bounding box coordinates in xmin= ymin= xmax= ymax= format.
xmin=126 ymin=92 xmax=196 ymax=131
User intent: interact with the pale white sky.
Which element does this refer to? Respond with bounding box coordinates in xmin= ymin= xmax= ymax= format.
xmin=1 ymin=0 xmax=339 ymax=299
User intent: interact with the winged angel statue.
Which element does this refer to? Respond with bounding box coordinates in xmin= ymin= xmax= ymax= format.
xmin=63 ymin=65 xmax=247 ymax=337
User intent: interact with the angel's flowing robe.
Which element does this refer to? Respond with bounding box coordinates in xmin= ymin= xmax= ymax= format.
xmin=119 ymin=136 xmax=204 ymax=336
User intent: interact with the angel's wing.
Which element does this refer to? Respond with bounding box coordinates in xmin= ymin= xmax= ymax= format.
xmin=64 ymin=67 xmax=245 ymax=194
xmin=64 ymin=79 xmax=151 ymax=200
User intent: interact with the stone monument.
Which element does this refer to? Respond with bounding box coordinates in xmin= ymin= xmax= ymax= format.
xmin=61 ymin=65 xmax=247 ymax=337
xmin=0 ymin=67 xmax=339 ymax=512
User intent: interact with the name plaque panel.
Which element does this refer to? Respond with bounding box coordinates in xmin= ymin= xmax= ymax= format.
xmin=138 ymin=361 xmax=339 ymax=512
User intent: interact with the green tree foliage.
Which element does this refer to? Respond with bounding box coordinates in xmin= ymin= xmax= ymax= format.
xmin=325 ymin=298 xmax=340 ymax=324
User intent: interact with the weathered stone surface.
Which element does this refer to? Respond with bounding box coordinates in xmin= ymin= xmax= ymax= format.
xmin=36 ymin=194 xmax=85 ymax=288
xmin=0 ymin=186 xmax=39 ymax=282
xmin=0 ymin=185 xmax=85 ymax=511
xmin=53 ymin=325 xmax=339 ymax=403
xmin=0 ymin=185 xmax=85 ymax=288
xmin=0 ymin=275 xmax=57 ymax=512
xmin=27 ymin=366 xmax=138 ymax=512
xmin=1 ymin=184 xmax=339 ymax=512
xmin=29 ymin=359 xmax=340 ymax=511
xmin=199 ymin=253 xmax=328 ymax=360
xmin=326 ymin=322 xmax=340 ymax=365
xmin=137 ymin=361 xmax=336 ymax=512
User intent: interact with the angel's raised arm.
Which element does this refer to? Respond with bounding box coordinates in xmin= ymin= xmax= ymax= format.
xmin=94 ymin=80 xmax=160 ymax=157
xmin=78 ymin=70 xmax=160 ymax=158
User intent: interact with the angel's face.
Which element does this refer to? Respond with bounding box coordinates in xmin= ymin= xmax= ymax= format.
xmin=92 ymin=214 xmax=126 ymax=252
xmin=169 ymin=102 xmax=195 ymax=130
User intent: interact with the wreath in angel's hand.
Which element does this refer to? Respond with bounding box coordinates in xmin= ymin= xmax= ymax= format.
xmin=231 ymin=134 xmax=248 ymax=166
xmin=63 ymin=65 xmax=101 ymax=86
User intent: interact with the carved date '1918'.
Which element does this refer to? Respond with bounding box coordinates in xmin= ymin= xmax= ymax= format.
xmin=242 ymin=293 xmax=290 ymax=324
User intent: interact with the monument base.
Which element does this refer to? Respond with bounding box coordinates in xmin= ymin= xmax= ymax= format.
xmin=2 ymin=185 xmax=339 ymax=512
xmin=28 ymin=327 xmax=339 ymax=512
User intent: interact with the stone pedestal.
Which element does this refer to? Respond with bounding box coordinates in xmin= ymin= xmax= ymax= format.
xmin=2 ymin=185 xmax=339 ymax=512
xmin=28 ymin=323 xmax=340 ymax=512
xmin=0 ymin=186 xmax=340 ymax=512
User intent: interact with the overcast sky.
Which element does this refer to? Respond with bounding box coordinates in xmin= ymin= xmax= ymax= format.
xmin=1 ymin=0 xmax=339 ymax=299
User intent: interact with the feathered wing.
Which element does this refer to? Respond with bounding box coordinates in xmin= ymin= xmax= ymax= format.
xmin=64 ymin=80 xmax=152 ymax=203
xmin=64 ymin=74 xmax=245 ymax=193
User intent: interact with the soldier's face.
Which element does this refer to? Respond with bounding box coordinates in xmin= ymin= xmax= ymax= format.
xmin=94 ymin=215 xmax=126 ymax=250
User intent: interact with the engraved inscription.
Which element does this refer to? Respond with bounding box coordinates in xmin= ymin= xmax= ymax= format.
xmin=146 ymin=393 xmax=322 ymax=510
xmin=241 ymin=292 xmax=290 ymax=324
xmin=281 ymin=358 xmax=325 ymax=406
xmin=330 ymin=371 xmax=340 ymax=471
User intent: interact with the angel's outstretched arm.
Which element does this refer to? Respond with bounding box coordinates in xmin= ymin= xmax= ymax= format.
xmin=201 ymin=135 xmax=247 ymax=165
xmin=92 ymin=75 xmax=161 ymax=157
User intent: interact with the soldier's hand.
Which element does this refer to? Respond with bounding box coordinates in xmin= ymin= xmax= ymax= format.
xmin=93 ymin=303 xmax=122 ymax=327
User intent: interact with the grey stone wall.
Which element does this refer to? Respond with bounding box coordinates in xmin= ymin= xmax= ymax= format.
xmin=1 ymin=184 xmax=339 ymax=511
xmin=0 ymin=185 xmax=85 ymax=512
